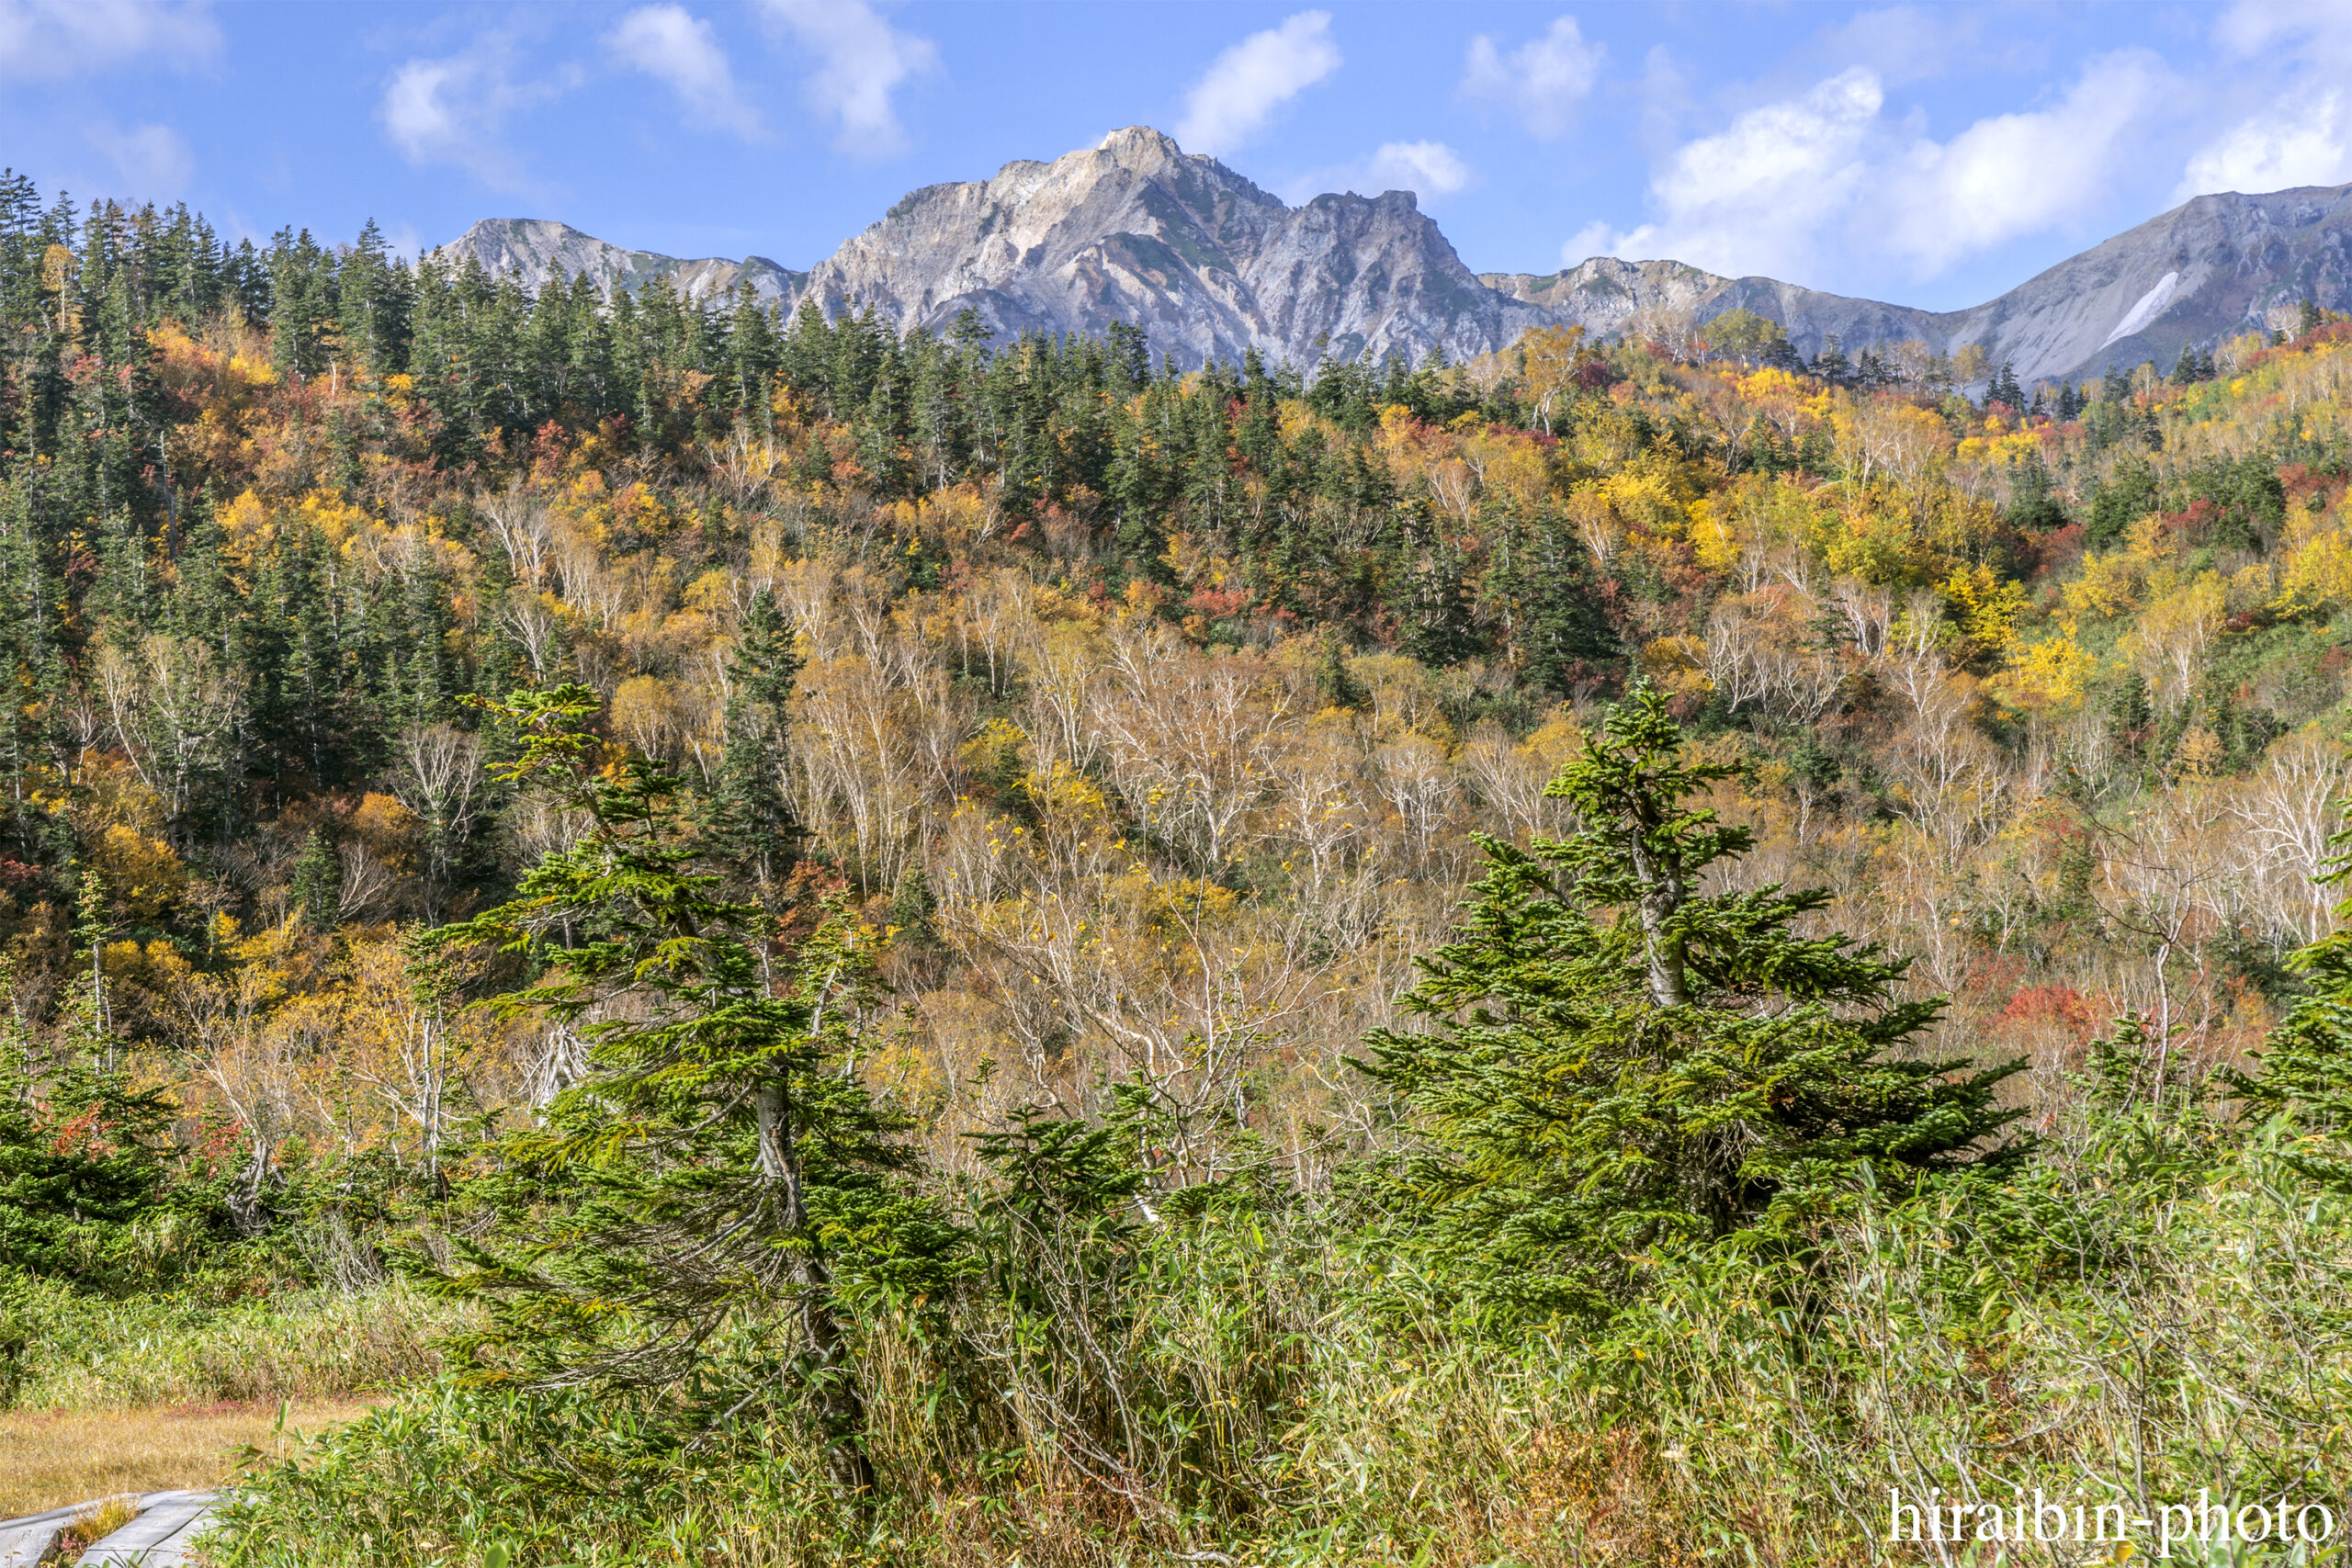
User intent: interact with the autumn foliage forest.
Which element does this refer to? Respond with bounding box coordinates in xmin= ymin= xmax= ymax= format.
xmin=9 ymin=176 xmax=2352 ymax=1565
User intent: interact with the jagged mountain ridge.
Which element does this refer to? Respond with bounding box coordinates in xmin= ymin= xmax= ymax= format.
xmin=439 ymin=127 xmax=2352 ymax=387
xmin=449 ymin=217 xmax=805 ymax=305
xmin=450 ymin=130 xmax=1546 ymax=370
xmin=1483 ymin=185 xmax=2352 ymax=385
xmin=786 ymin=127 xmax=1550 ymax=370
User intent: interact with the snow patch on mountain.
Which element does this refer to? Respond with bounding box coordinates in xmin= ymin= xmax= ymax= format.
xmin=2102 ymin=271 xmax=2179 ymax=349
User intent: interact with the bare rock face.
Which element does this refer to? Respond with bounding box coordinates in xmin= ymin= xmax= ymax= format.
xmin=1486 ymin=185 xmax=2352 ymax=387
xmin=436 ymin=218 xmax=804 ymax=305
xmin=435 ymin=131 xmax=2352 ymax=389
xmin=1480 ymin=257 xmax=1733 ymax=337
xmin=1484 ymin=257 xmax=1958 ymax=371
xmin=795 ymin=126 xmax=1552 ymax=368
xmin=1922 ymin=185 xmax=2352 ymax=384
xmin=439 ymin=131 xmax=1546 ymax=369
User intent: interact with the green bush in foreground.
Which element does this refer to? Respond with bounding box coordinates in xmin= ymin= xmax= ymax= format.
xmin=209 ymin=1131 xmax=2352 ymax=1566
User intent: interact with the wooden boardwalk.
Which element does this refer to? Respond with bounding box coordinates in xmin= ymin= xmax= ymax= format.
xmin=0 ymin=1490 xmax=221 ymax=1567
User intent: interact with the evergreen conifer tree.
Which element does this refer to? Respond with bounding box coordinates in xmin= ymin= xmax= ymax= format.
xmin=1811 ymin=334 xmax=1852 ymax=386
xmin=1517 ymin=512 xmax=1615 ymax=694
xmin=1986 ymin=360 xmax=2025 ymax=411
xmin=431 ymin=684 xmax=959 ymax=1497
xmin=0 ymin=967 xmax=187 ymax=1287
xmin=1387 ymin=502 xmax=1477 ymax=667
xmin=1362 ymin=688 xmax=2025 ymax=1316
xmin=290 ymin=827 xmax=341 ymax=931
xmin=1314 ymin=634 xmax=1369 ymax=711
xmin=703 ymin=591 xmax=802 ymax=898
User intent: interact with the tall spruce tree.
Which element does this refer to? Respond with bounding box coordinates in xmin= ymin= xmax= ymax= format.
xmin=429 ymin=685 xmax=956 ymax=1497
xmin=703 ymin=590 xmax=802 ymax=899
xmin=1363 ymin=688 xmax=2025 ymax=1316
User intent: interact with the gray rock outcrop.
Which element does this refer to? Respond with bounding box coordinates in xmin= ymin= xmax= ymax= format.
xmin=440 ymin=218 xmax=803 ymax=305
xmin=789 ymin=126 xmax=1551 ymax=368
xmin=435 ymin=130 xmax=2352 ymax=389
xmin=1487 ymin=186 xmax=2352 ymax=387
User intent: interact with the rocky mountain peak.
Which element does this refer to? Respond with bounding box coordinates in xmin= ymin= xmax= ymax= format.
xmin=785 ymin=124 xmax=1532 ymax=368
xmin=436 ymin=130 xmax=2352 ymax=388
xmin=1091 ymin=124 xmax=1193 ymax=176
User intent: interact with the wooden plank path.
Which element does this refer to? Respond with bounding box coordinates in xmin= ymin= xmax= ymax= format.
xmin=0 ymin=1499 xmax=77 ymax=1568
xmin=0 ymin=1490 xmax=221 ymax=1566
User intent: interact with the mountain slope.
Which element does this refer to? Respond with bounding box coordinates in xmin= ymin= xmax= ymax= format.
xmin=1486 ymin=186 xmax=2352 ymax=388
xmin=1923 ymin=184 xmax=2352 ymax=385
xmin=441 ymin=218 xmax=805 ymax=305
xmin=789 ymin=127 xmax=1550 ymax=368
xmin=437 ymin=132 xmax=2352 ymax=387
xmin=440 ymin=130 xmax=1549 ymax=370
xmin=1483 ymin=185 xmax=2352 ymax=386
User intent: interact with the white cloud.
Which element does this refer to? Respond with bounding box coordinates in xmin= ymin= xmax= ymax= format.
xmin=1568 ymin=53 xmax=2161 ymax=284
xmin=1460 ymin=16 xmax=1602 ymax=140
xmin=1577 ymin=65 xmax=1881 ymax=276
xmin=0 ymin=0 xmax=217 ymax=82
xmin=87 ymin=121 xmax=193 ymax=197
xmin=1886 ymin=52 xmax=2154 ymax=271
xmin=379 ymin=39 xmax=557 ymax=191
xmin=1293 ymin=140 xmax=1472 ymax=204
xmin=758 ymin=0 xmax=937 ymax=157
xmin=1634 ymin=45 xmax=1689 ymax=154
xmin=2179 ymin=0 xmax=2352 ymax=202
xmin=1176 ymin=10 xmax=1340 ymax=158
xmin=2215 ymin=0 xmax=2352 ymax=63
xmin=1365 ymin=141 xmax=1470 ymax=197
xmin=1562 ymin=219 xmax=1618 ymax=265
xmin=2177 ymin=96 xmax=2352 ymax=199
xmin=609 ymin=6 xmax=762 ymax=139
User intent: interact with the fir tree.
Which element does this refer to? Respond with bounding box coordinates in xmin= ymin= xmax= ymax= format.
xmin=1986 ymin=360 xmax=2025 ymax=411
xmin=884 ymin=863 xmax=940 ymax=952
xmin=2006 ymin=450 xmax=2069 ymax=531
xmin=2108 ymin=671 xmax=2154 ymax=761
xmin=1314 ymin=634 xmax=1369 ymax=710
xmin=290 ymin=826 xmax=341 ymax=931
xmin=0 ymin=964 xmax=187 ymax=1287
xmin=1515 ymin=511 xmax=1614 ymax=696
xmin=1387 ymin=501 xmax=1478 ymax=667
xmin=1811 ymin=334 xmax=1851 ymax=386
xmin=430 ymin=684 xmax=960 ymax=1498
xmin=2086 ymin=451 xmax=2160 ymax=548
xmin=702 ymin=590 xmax=803 ymax=899
xmin=1362 ymin=688 xmax=2025 ymax=1316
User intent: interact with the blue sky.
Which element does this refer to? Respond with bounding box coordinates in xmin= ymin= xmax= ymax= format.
xmin=5 ymin=1 xmax=2351 ymax=312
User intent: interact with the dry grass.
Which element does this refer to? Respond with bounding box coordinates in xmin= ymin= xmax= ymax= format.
xmin=44 ymin=1495 xmax=145 ymax=1562
xmin=0 ymin=1398 xmax=380 ymax=1518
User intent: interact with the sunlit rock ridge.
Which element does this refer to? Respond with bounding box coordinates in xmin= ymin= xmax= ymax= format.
xmin=441 ymin=127 xmax=2352 ymax=386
